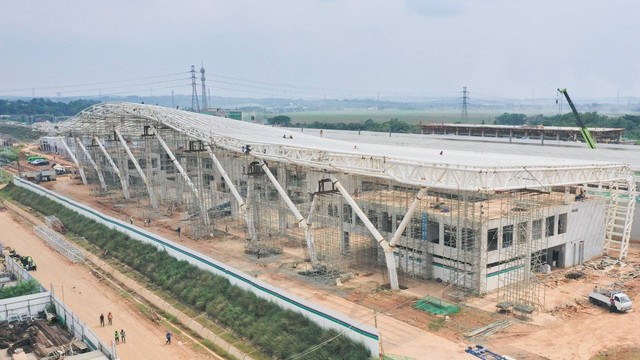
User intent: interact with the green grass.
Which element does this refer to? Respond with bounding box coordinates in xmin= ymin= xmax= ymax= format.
xmin=1 ymin=183 xmax=372 ymax=360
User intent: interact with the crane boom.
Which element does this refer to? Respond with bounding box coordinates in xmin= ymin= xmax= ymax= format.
xmin=557 ymin=88 xmax=597 ymax=149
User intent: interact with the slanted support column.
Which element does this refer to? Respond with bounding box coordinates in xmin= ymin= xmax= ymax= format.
xmin=152 ymin=127 xmax=209 ymax=225
xmin=245 ymin=176 xmax=258 ymax=242
xmin=203 ymin=144 xmax=257 ymax=240
xmin=259 ymin=160 xmax=318 ymax=263
xmin=389 ymin=188 xmax=428 ymax=247
xmin=58 ymin=136 xmax=87 ymax=185
xmin=329 ymin=175 xmax=399 ymax=290
xmin=115 ymin=129 xmax=158 ymax=208
xmin=94 ymin=136 xmax=130 ymax=199
xmin=75 ymin=137 xmax=107 ymax=191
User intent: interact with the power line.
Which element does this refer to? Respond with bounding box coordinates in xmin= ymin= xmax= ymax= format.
xmin=0 ymin=71 xmax=190 ymax=94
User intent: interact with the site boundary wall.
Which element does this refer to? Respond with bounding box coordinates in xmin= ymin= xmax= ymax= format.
xmin=3 ymin=256 xmax=116 ymax=359
xmin=13 ymin=176 xmax=380 ymax=356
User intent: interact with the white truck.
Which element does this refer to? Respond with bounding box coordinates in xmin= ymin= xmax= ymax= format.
xmin=589 ymin=287 xmax=632 ymax=312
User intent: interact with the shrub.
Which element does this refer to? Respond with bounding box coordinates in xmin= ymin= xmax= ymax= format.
xmin=0 ymin=183 xmax=371 ymax=359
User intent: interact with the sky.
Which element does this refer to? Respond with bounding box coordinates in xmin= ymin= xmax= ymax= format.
xmin=1 ymin=0 xmax=639 ymax=101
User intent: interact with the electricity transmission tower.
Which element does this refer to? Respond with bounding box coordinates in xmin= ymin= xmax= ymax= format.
xmin=461 ymin=86 xmax=469 ymax=123
xmin=191 ymin=65 xmax=200 ymax=112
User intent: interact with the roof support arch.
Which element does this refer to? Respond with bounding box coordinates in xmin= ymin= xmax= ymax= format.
xmin=58 ymin=136 xmax=87 ymax=185
xmin=75 ymin=137 xmax=107 ymax=192
xmin=93 ymin=136 xmax=130 ymax=199
xmin=115 ymin=129 xmax=158 ymax=209
xmin=152 ymin=126 xmax=209 ymax=225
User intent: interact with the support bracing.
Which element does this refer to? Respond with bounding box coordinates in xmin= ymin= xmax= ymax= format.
xmin=389 ymin=188 xmax=427 ymax=247
xmin=153 ymin=127 xmax=209 ymax=225
xmin=329 ymin=175 xmax=399 ymax=290
xmin=115 ymin=129 xmax=158 ymax=208
xmin=204 ymin=144 xmax=257 ymax=241
xmin=259 ymin=160 xmax=318 ymax=263
xmin=75 ymin=137 xmax=107 ymax=192
xmin=94 ymin=136 xmax=130 ymax=199
xmin=58 ymin=136 xmax=87 ymax=185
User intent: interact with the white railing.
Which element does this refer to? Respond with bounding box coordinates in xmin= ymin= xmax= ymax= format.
xmin=33 ymin=225 xmax=84 ymax=263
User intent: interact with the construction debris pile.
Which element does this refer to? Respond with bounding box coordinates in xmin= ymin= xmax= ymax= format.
xmin=0 ymin=317 xmax=88 ymax=359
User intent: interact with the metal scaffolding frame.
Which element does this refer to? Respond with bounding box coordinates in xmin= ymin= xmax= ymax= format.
xmin=52 ymin=102 xmax=636 ymax=304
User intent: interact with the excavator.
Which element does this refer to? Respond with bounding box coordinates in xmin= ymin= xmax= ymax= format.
xmin=557 ymin=88 xmax=597 ymax=149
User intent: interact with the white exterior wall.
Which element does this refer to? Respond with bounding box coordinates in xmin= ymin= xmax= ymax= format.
xmin=558 ymin=198 xmax=607 ymax=267
xmin=13 ymin=176 xmax=379 ymax=357
xmin=39 ymin=136 xmax=72 ymax=158
xmin=483 ymin=198 xmax=607 ymax=292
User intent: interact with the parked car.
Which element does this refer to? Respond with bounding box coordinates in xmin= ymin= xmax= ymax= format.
xmin=30 ymin=159 xmax=50 ymax=166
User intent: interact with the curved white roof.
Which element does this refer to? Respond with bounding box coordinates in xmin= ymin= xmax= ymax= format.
xmin=59 ymin=102 xmax=635 ymax=191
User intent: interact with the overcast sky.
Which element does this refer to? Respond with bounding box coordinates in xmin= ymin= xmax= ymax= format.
xmin=1 ymin=0 xmax=639 ymax=101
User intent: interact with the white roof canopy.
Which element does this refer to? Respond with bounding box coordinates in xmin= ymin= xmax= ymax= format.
xmin=59 ymin=102 xmax=635 ymax=192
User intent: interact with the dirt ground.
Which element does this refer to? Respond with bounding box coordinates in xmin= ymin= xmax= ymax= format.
xmin=0 ymin=207 xmax=211 ymax=360
xmin=479 ymin=248 xmax=640 ymax=360
xmin=12 ymin=147 xmax=640 ymax=359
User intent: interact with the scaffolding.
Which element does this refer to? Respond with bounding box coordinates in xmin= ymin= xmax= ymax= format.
xmin=53 ymin=102 xmax=637 ymax=310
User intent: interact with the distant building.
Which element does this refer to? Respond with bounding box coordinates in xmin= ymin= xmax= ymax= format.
xmin=204 ymin=108 xmax=243 ymax=121
xmin=419 ymin=123 xmax=625 ymax=143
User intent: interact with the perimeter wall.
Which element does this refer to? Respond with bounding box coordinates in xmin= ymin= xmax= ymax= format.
xmin=13 ymin=176 xmax=380 ymax=357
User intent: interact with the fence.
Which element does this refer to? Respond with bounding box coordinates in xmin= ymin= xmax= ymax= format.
xmin=3 ymin=254 xmax=116 ymax=359
xmin=13 ymin=176 xmax=380 ymax=356
xmin=33 ymin=225 xmax=85 ymax=263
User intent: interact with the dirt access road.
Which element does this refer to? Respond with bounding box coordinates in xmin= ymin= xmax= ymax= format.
xmin=0 ymin=207 xmax=211 ymax=360
xmin=485 ymin=247 xmax=640 ymax=360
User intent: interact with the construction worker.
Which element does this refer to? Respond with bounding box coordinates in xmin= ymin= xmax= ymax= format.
xmin=115 ymin=330 xmax=120 ymax=344
xmin=165 ymin=331 xmax=172 ymax=345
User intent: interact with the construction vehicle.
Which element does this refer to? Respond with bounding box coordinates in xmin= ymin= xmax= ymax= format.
xmin=557 ymin=88 xmax=597 ymax=149
xmin=19 ymin=256 xmax=37 ymax=271
xmin=465 ymin=345 xmax=516 ymax=359
xmin=589 ymin=287 xmax=632 ymax=312
xmin=35 ymin=169 xmax=56 ymax=183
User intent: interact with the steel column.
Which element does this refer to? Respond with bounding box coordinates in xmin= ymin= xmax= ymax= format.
xmin=58 ymin=136 xmax=87 ymax=185
xmin=329 ymin=175 xmax=399 ymax=290
xmin=389 ymin=188 xmax=428 ymax=247
xmin=94 ymin=136 xmax=130 ymax=199
xmin=152 ymin=127 xmax=209 ymax=225
xmin=115 ymin=129 xmax=158 ymax=208
xmin=75 ymin=137 xmax=107 ymax=191
xmin=259 ymin=160 xmax=318 ymax=263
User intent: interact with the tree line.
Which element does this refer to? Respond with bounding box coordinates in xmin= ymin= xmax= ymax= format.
xmin=268 ymin=115 xmax=421 ymax=133
xmin=0 ymin=98 xmax=100 ymax=117
xmin=269 ymin=112 xmax=640 ymax=139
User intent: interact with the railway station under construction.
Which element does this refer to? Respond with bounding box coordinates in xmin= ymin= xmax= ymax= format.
xmin=45 ymin=102 xmax=636 ymax=314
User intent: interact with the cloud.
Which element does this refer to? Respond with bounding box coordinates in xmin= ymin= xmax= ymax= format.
xmin=404 ymin=0 xmax=468 ymax=17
